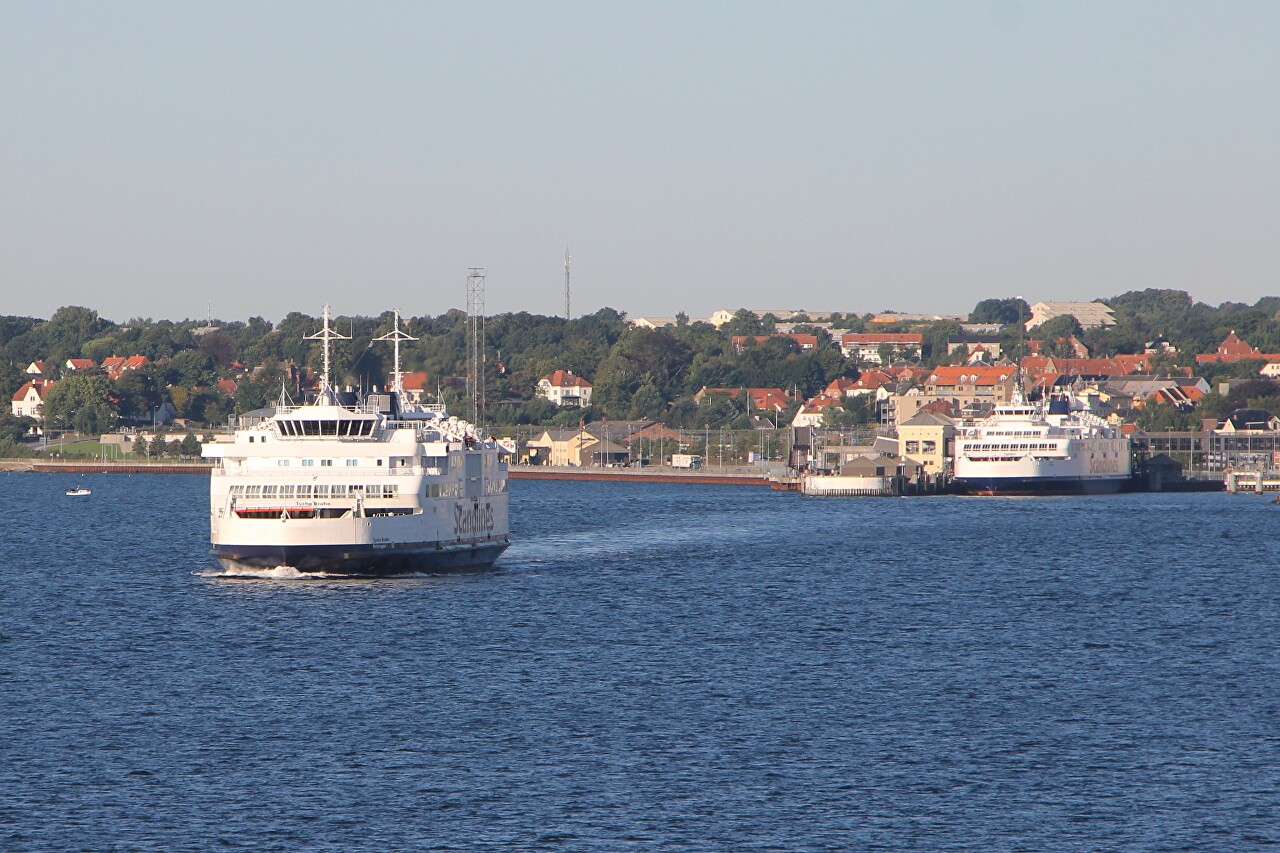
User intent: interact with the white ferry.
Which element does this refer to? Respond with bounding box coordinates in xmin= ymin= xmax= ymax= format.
xmin=202 ymin=307 xmax=509 ymax=575
xmin=952 ymin=387 xmax=1131 ymax=495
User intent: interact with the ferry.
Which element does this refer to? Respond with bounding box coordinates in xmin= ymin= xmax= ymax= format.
xmin=952 ymin=386 xmax=1131 ymax=496
xmin=202 ymin=307 xmax=509 ymax=575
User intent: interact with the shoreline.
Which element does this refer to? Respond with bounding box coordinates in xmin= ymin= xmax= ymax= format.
xmin=0 ymin=459 xmax=774 ymax=485
xmin=0 ymin=459 xmax=1226 ymax=492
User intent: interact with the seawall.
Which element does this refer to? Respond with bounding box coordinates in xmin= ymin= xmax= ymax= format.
xmin=508 ymin=466 xmax=771 ymax=486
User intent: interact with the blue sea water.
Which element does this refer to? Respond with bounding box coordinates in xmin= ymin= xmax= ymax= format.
xmin=2 ymin=473 xmax=1280 ymax=851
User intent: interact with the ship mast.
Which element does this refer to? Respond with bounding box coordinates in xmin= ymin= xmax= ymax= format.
xmin=304 ymin=304 xmax=351 ymax=397
xmin=372 ymin=308 xmax=418 ymax=394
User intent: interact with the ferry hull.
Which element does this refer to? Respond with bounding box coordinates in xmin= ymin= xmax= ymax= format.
xmin=212 ymin=539 xmax=509 ymax=576
xmin=953 ymin=476 xmax=1128 ymax=496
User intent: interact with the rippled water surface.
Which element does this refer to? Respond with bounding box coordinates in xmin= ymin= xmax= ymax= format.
xmin=3 ymin=474 xmax=1280 ymax=851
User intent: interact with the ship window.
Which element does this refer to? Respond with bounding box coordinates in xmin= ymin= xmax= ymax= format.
xmin=248 ymin=436 xmax=254 ymax=443
xmin=321 ymin=459 xmax=332 ymax=466
xmin=278 ymin=459 xmax=289 ymax=466
xmin=303 ymin=459 xmax=314 ymax=467
xmin=377 ymin=459 xmax=383 ymax=466
xmin=347 ymin=459 xmax=358 ymax=466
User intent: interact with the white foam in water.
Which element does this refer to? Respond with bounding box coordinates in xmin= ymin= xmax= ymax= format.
xmin=196 ymin=564 xmax=339 ymax=580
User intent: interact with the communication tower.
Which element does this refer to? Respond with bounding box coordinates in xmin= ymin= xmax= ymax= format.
xmin=467 ymin=268 xmax=486 ymax=423
xmin=564 ymin=248 xmax=571 ymax=320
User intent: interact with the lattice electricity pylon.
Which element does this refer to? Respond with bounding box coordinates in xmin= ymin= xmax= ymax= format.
xmin=467 ymin=268 xmax=486 ymax=424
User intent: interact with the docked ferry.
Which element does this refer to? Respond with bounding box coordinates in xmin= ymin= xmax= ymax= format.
xmin=202 ymin=308 xmax=509 ymax=575
xmin=952 ymin=387 xmax=1131 ymax=496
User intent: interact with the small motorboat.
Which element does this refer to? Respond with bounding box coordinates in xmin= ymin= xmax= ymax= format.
xmin=65 ymin=487 xmax=92 ymax=496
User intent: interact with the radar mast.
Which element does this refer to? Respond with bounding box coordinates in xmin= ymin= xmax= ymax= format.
xmin=304 ymin=304 xmax=351 ymax=397
xmin=372 ymin=308 xmax=418 ymax=395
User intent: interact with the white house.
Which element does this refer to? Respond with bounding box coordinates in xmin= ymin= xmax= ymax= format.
xmin=631 ymin=317 xmax=679 ymax=330
xmin=839 ymin=333 xmax=923 ymax=364
xmin=1026 ymin=301 xmax=1117 ymax=330
xmin=11 ymin=380 xmax=51 ymax=420
xmin=537 ymin=370 xmax=594 ymax=407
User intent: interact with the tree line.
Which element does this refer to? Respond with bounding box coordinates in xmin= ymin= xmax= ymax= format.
xmin=5 ymin=290 xmax=1280 ymax=442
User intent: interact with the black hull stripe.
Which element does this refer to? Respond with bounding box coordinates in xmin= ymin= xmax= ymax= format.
xmin=212 ymin=541 xmax=510 ymax=575
xmin=953 ymin=476 xmax=1127 ymax=496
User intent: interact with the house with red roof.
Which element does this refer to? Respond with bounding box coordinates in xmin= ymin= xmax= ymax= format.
xmin=25 ymin=361 xmax=45 ymax=377
xmin=11 ymin=380 xmax=53 ymax=421
xmin=792 ymin=393 xmax=844 ymax=427
xmin=64 ymin=358 xmax=96 ymax=372
xmin=1195 ymin=331 xmax=1280 ymax=368
xmin=1021 ymin=354 xmax=1156 ymax=377
xmin=101 ymin=355 xmax=150 ymax=380
xmin=399 ymin=371 xmax=431 ymax=405
xmin=537 ymin=370 xmax=593 ymax=407
xmin=826 ymin=370 xmax=896 ymax=398
xmin=694 ymin=387 xmax=790 ymax=412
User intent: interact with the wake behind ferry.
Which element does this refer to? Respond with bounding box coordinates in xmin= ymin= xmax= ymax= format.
xmin=202 ymin=307 xmax=509 ymax=575
xmin=952 ymin=386 xmax=1131 ymax=496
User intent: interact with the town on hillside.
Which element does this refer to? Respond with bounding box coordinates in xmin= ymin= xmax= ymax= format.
xmin=4 ymin=293 xmax=1280 ymax=474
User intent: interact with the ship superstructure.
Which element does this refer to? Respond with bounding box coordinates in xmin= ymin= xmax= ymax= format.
xmin=952 ymin=386 xmax=1131 ymax=495
xmin=202 ymin=307 xmax=509 ymax=574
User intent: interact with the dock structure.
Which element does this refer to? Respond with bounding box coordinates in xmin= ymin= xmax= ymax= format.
xmin=1225 ymin=470 xmax=1280 ymax=494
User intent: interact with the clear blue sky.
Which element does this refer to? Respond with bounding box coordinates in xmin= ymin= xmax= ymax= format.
xmin=2 ymin=1 xmax=1277 ymax=323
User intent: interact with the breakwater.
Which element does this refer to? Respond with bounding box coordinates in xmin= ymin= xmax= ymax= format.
xmin=0 ymin=459 xmax=213 ymax=474
xmin=509 ymin=465 xmax=771 ymax=485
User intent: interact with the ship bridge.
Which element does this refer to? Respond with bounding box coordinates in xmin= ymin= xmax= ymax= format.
xmin=271 ymin=404 xmax=381 ymax=438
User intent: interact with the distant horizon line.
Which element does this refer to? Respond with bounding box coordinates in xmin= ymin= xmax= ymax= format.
xmin=7 ymin=290 xmax=1270 ymax=327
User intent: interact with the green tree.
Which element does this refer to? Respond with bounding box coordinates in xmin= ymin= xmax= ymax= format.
xmin=169 ymin=349 xmax=217 ymax=387
xmin=41 ymin=374 xmax=117 ymax=435
xmin=969 ymin=298 xmax=1029 ymax=325
xmin=112 ymin=369 xmax=164 ymax=423
xmin=1034 ymin=316 xmax=1085 ymax=358
xmin=81 ymin=336 xmax=119 ymax=365
xmin=132 ymin=435 xmax=149 ymax=457
xmin=721 ymin=309 xmax=766 ymax=336
xmin=629 ymin=383 xmax=666 ymax=419
xmin=0 ymin=410 xmax=35 ymax=443
xmin=1136 ymin=403 xmax=1198 ymax=432
xmin=180 ymin=433 xmax=201 ymax=458
xmin=0 ymin=360 xmax=24 ymax=401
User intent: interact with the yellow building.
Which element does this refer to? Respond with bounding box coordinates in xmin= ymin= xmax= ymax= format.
xmin=897 ymin=410 xmax=955 ymax=473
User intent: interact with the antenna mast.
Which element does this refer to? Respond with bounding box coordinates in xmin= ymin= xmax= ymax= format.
xmin=303 ymin=304 xmax=351 ymax=396
xmin=372 ymin=308 xmax=418 ymax=394
xmin=564 ymin=248 xmax=571 ymax=320
xmin=467 ymin=269 xmax=486 ymax=423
